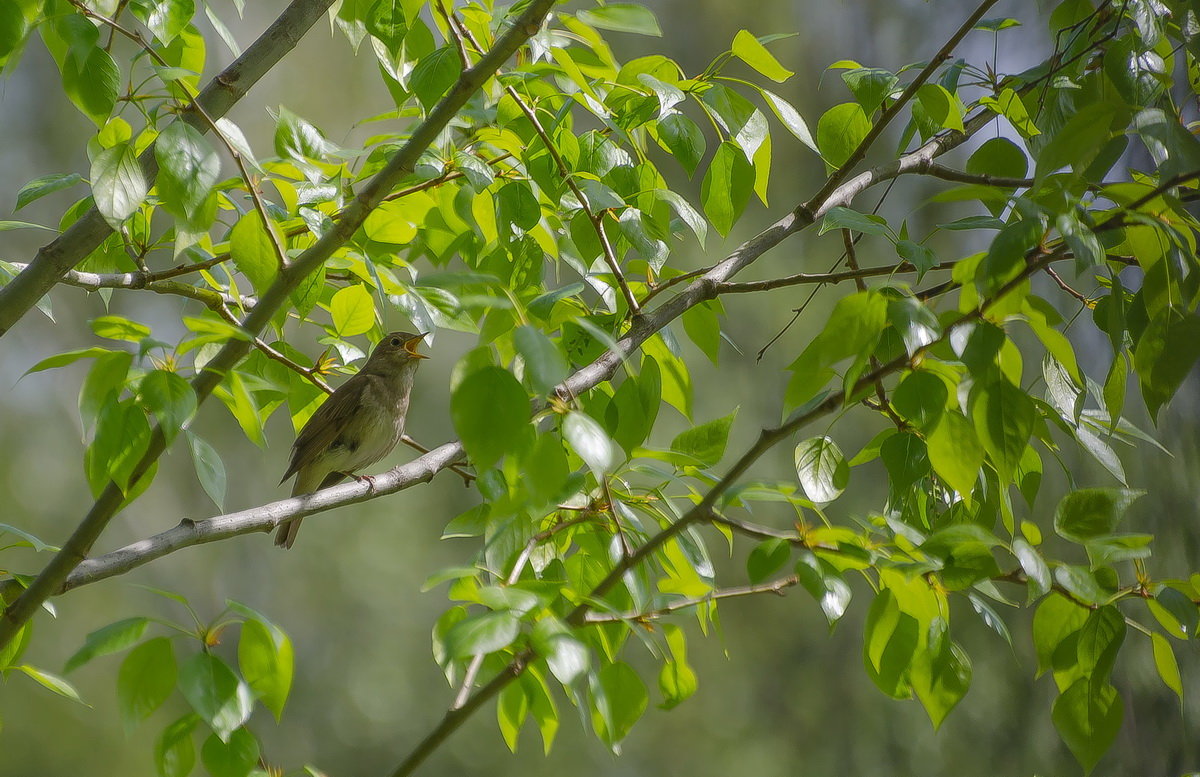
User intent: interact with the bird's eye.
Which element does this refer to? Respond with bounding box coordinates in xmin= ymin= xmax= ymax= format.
xmin=390 ymin=337 xmax=401 ymax=347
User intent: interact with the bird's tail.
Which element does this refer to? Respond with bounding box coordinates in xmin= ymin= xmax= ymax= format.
xmin=274 ymin=469 xmax=346 ymax=549
xmin=274 ymin=517 xmax=303 ymax=549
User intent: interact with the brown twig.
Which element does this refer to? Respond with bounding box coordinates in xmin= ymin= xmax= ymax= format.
xmin=584 ymin=574 xmax=800 ymax=623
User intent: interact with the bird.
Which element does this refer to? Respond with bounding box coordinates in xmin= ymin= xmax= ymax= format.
xmin=274 ymin=331 xmax=428 ymax=548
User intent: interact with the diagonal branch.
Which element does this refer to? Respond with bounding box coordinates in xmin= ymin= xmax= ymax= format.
xmin=0 ymin=84 xmax=998 ymax=610
xmin=0 ymin=0 xmax=562 ymax=650
xmin=0 ymin=0 xmax=337 ymax=338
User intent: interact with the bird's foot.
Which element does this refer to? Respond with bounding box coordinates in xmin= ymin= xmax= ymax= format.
xmin=345 ymin=472 xmax=378 ymax=492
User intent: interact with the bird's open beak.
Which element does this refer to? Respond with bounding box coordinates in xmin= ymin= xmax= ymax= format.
xmin=404 ymin=332 xmax=429 ymax=359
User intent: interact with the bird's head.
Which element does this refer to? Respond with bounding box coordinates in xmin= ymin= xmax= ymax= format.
xmin=368 ymin=331 xmax=429 ymax=367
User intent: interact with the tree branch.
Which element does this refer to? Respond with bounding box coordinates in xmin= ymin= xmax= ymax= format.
xmin=0 ymin=0 xmax=337 ymax=337
xmin=0 ymin=72 xmax=998 ymax=612
xmin=0 ymin=0 xmax=562 ymax=650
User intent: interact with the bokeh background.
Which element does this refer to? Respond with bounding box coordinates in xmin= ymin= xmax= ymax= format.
xmin=1 ymin=1 xmax=1198 ymax=775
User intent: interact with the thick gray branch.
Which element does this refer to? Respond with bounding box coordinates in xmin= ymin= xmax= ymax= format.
xmin=30 ymin=112 xmax=995 ymax=600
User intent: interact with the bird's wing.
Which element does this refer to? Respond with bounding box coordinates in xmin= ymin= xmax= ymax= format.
xmin=279 ymin=376 xmax=365 ymax=484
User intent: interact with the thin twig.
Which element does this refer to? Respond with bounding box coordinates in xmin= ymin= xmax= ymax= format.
xmin=1044 ymin=265 xmax=1090 ymax=305
xmin=584 ymin=574 xmax=800 ymax=623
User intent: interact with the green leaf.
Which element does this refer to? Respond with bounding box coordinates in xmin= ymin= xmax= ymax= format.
xmin=914 ymin=83 xmax=963 ymax=133
xmin=451 ymin=366 xmax=528 ymax=470
xmin=79 ymin=350 xmax=132 ymax=429
xmin=201 ymin=727 xmax=259 ymax=777
xmin=927 ymin=412 xmax=983 ymax=499
xmin=0 ymin=522 xmax=57 ymax=553
xmin=1012 ymin=538 xmax=1051 ymax=602
xmin=1134 ymin=310 xmax=1200 ymax=421
xmin=64 ymin=617 xmax=149 ymax=673
xmin=816 ymin=102 xmax=870 ymax=168
xmin=186 ymin=432 xmax=226 ymax=510
xmin=862 ymin=590 xmax=917 ymax=698
xmin=657 ymin=113 xmax=706 ymax=176
xmin=118 ymin=637 xmax=177 ymax=731
xmin=410 ymin=45 xmax=461 ymax=110
xmin=136 ymin=0 xmax=195 ymax=44
xmin=0 ymin=220 xmax=55 ymax=232
xmin=747 ymin=538 xmax=791 ymax=583
xmin=892 ymin=371 xmax=947 ymax=432
xmin=229 ymin=212 xmax=279 ymax=294
xmin=532 ymin=619 xmax=589 ymax=686
xmin=178 ymin=653 xmax=252 ymax=741
xmin=238 ymin=619 xmax=293 ymax=720
xmin=17 ymin=665 xmax=84 ymax=702
xmin=1150 ymin=633 xmax=1183 ymax=702
xmin=563 ymin=411 xmax=616 ymax=474
xmin=1052 ymin=678 xmax=1122 ymax=772
xmin=91 ymin=141 xmax=148 ymax=229
xmin=794 ymin=435 xmax=848 ymax=504
xmin=911 ymin=640 xmax=971 ymax=729
xmin=794 ymin=552 xmax=852 ymax=623
xmin=841 ymin=67 xmax=898 ymax=115
xmin=141 ymin=370 xmax=197 ymax=442
xmin=681 ymin=301 xmax=721 ymax=363
xmin=496 ymin=180 xmax=540 ymax=233
xmin=887 ymin=297 xmax=941 ymax=356
xmin=1035 ymin=101 xmax=1123 ymax=183
xmin=965 ymin=136 xmax=1028 ymax=181
xmin=758 ymin=87 xmax=818 ymax=155
xmin=921 ymin=525 xmax=1001 ymax=590
xmin=15 ymin=172 xmax=83 ymax=211
xmin=63 ymin=45 xmax=119 ymax=125
xmin=593 ymin=661 xmax=648 ymax=747
xmin=657 ymin=624 xmax=698 ymax=709
xmin=970 ymin=379 xmax=1035 ymax=481
xmin=880 ymin=431 xmax=929 ymax=491
xmin=444 ymin=610 xmax=520 ymax=659
xmin=731 ymin=29 xmax=792 ymax=82
xmin=363 ymin=199 xmax=419 ymax=244
xmin=156 ymin=714 xmax=198 ymax=777
xmin=330 ymin=284 xmax=376 ymax=337
xmin=155 ymin=121 xmax=219 ymax=222
xmin=23 ymin=347 xmax=113 ymax=376
xmin=700 ymin=141 xmax=754 ymax=237
xmin=515 ymin=326 xmax=568 ymax=395
xmin=92 ymin=315 xmax=152 ymax=342
xmin=274 ymin=106 xmax=335 ymax=163
xmin=670 ymin=408 xmax=737 ymax=466
xmin=497 ymin=681 xmax=528 ymax=753
xmin=786 ymin=290 xmax=888 ymax=408
xmin=1054 ymin=489 xmax=1144 ymax=543
xmin=819 ymin=206 xmax=890 ymax=236
xmin=1149 ymin=587 xmax=1198 ymax=639
xmin=978 ymin=87 xmax=1039 ymax=137
xmin=577 ymin=4 xmax=662 ymax=36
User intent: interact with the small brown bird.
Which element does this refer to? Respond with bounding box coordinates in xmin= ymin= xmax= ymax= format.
xmin=275 ymin=331 xmax=428 ymax=548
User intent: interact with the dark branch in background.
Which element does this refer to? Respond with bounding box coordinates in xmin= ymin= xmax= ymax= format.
xmin=0 ymin=0 xmax=338 ymax=337
xmin=0 ymin=0 xmax=562 ymax=650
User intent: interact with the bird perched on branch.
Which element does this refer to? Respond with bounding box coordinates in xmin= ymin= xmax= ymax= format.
xmin=275 ymin=331 xmax=428 ymax=548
